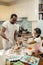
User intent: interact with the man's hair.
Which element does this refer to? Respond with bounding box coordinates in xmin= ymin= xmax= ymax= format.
xmin=10 ymin=14 xmax=17 ymax=18
xmin=34 ymin=28 xmax=41 ymax=37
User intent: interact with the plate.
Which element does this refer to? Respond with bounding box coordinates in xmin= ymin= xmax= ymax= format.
xmin=20 ymin=55 xmax=40 ymax=65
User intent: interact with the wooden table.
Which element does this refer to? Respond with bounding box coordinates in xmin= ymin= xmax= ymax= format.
xmin=32 ymin=53 xmax=43 ymax=65
xmin=39 ymin=58 xmax=43 ymax=65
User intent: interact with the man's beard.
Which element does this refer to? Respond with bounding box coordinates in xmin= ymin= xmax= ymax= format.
xmin=10 ymin=21 xmax=16 ymax=24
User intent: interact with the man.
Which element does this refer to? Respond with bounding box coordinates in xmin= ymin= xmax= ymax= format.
xmin=0 ymin=14 xmax=20 ymax=50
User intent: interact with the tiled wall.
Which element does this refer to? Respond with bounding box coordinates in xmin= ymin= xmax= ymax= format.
xmin=17 ymin=17 xmax=32 ymax=32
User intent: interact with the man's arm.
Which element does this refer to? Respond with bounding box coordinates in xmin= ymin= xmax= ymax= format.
xmin=14 ymin=30 xmax=18 ymax=42
xmin=0 ymin=26 xmax=9 ymax=41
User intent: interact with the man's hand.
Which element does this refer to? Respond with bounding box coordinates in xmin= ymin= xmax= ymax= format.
xmin=9 ymin=39 xmax=14 ymax=46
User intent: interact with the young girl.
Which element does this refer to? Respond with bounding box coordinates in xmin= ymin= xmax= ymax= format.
xmin=28 ymin=28 xmax=42 ymax=55
xmin=16 ymin=28 xmax=42 ymax=55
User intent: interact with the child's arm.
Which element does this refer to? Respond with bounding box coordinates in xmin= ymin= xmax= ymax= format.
xmin=28 ymin=40 xmax=36 ymax=44
xmin=23 ymin=35 xmax=33 ymax=39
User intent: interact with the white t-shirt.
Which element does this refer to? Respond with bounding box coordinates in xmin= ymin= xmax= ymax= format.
xmin=34 ymin=37 xmax=42 ymax=51
xmin=34 ymin=37 xmax=42 ymax=45
xmin=2 ymin=21 xmax=20 ymax=50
